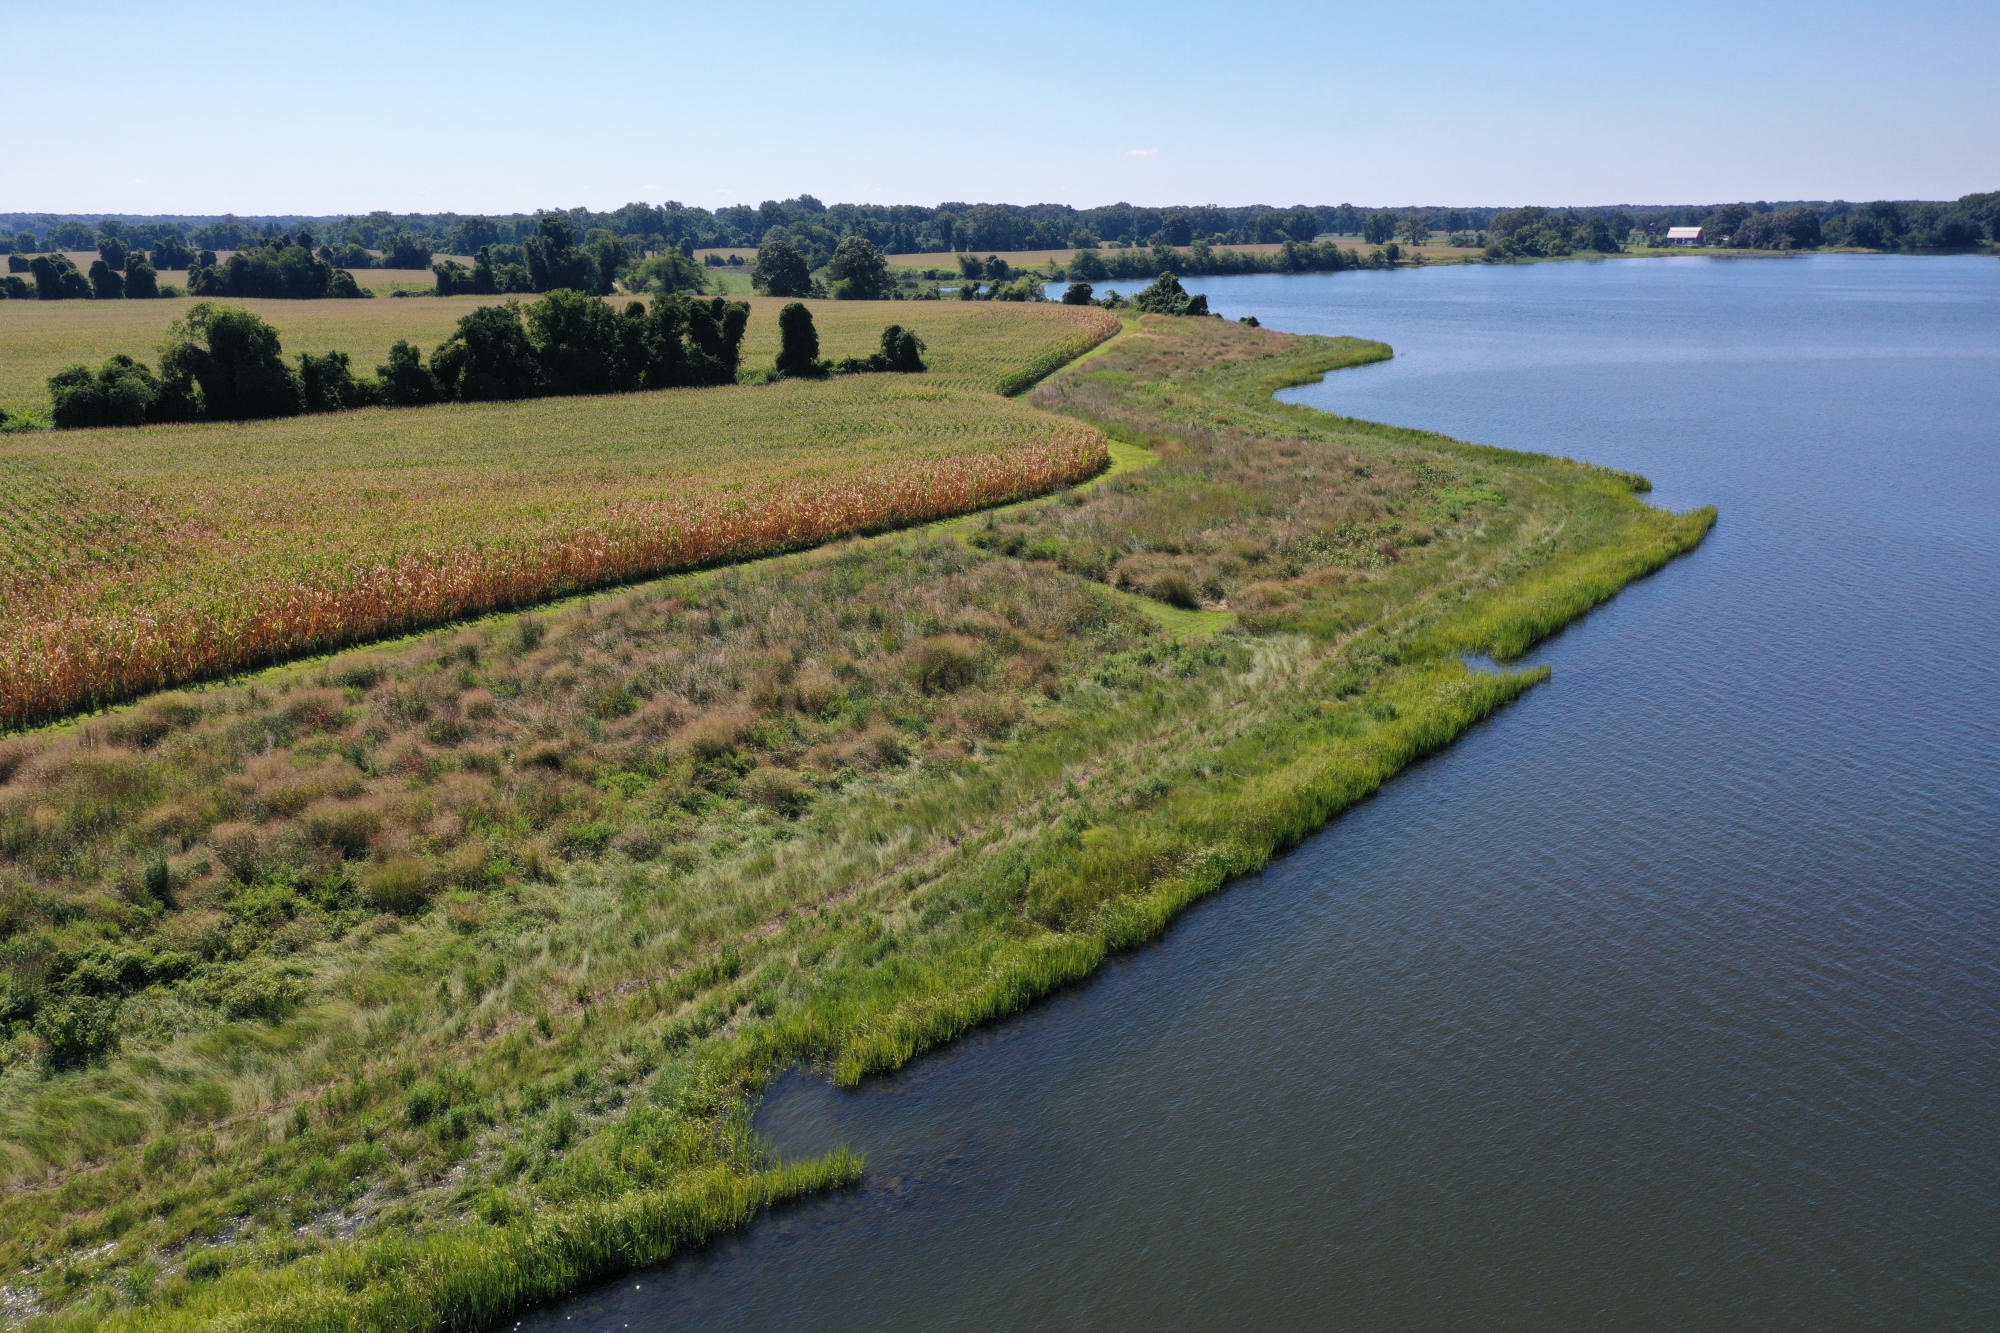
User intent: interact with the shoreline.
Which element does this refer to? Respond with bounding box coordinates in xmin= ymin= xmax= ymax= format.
xmin=5 ymin=311 xmax=1711 ymax=1331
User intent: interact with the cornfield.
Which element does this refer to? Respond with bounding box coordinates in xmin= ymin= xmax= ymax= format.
xmin=0 ymin=303 xmax=1118 ymax=729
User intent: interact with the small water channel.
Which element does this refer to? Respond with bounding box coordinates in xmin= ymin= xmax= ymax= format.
xmin=519 ymin=255 xmax=2000 ymax=1332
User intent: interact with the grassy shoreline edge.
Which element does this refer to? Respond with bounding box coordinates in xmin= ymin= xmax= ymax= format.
xmin=52 ymin=314 xmax=1720 ymax=1333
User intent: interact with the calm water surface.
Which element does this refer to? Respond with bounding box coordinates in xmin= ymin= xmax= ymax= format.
xmin=523 ymin=256 xmax=2000 ymax=1331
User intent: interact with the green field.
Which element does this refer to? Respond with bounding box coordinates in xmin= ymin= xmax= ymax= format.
xmin=0 ymin=309 xmax=1711 ymax=1330
xmin=0 ymin=300 xmax=1119 ymax=729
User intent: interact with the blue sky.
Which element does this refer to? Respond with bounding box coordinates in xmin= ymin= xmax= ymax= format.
xmin=15 ymin=0 xmax=1996 ymax=213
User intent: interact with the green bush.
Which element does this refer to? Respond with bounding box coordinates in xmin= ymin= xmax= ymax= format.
xmin=34 ymin=995 xmax=120 ymax=1071
xmin=774 ymin=302 xmax=826 ymax=378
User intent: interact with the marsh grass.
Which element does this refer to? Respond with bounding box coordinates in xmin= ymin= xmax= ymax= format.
xmin=0 ymin=313 xmax=1709 ymax=1331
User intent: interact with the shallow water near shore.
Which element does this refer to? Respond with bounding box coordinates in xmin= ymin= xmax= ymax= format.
xmin=520 ymin=255 xmax=2000 ymax=1331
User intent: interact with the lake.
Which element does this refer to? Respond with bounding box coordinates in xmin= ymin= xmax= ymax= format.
xmin=519 ymin=255 xmax=2000 ymax=1331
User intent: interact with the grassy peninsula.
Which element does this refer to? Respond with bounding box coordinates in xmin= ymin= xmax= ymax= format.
xmin=0 ymin=311 xmax=1711 ymax=1330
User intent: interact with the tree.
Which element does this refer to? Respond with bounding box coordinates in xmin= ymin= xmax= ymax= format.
xmin=88 ymin=260 xmax=124 ymax=299
xmin=826 ymin=236 xmax=889 ymax=299
xmin=774 ymin=302 xmax=825 ymax=377
xmin=525 ymin=216 xmax=597 ymax=294
xmin=298 ymin=351 xmax=377 ymax=412
xmin=630 ymin=249 xmax=708 ymax=295
xmin=584 ymin=231 xmax=630 ymax=295
xmin=123 ymin=260 xmax=159 ymax=299
xmin=1062 ymin=281 xmax=1095 ymax=305
xmin=673 ymin=294 xmax=751 ymax=385
xmin=97 ymin=237 xmax=128 ymax=270
xmin=1131 ymin=272 xmax=1206 ymax=316
xmin=429 ymin=301 xmax=544 ymax=401
xmin=1362 ymin=211 xmax=1398 ymax=245
xmin=753 ymin=237 xmax=812 ymax=297
xmin=30 ymin=254 xmax=93 ymax=299
xmin=1400 ymin=212 xmax=1431 ymax=246
xmin=160 ymin=303 xmax=304 ymax=420
xmin=1282 ymin=205 xmax=1320 ymax=242
xmin=376 ymin=340 xmax=443 ymax=406
xmin=380 ymin=232 xmax=433 ymax=269
xmin=523 ymin=288 xmax=624 ymax=395
xmin=49 ymin=356 xmax=161 ymax=428
xmin=876 ymin=324 xmax=925 ymax=372
xmin=48 ymin=220 xmax=95 ymax=250
xmin=447 ymin=216 xmax=501 ymax=255
xmin=1069 ymin=249 xmax=1108 ymax=280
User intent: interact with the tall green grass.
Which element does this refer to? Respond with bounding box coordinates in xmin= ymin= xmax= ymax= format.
xmin=90 ymin=1152 xmax=861 ymax=1333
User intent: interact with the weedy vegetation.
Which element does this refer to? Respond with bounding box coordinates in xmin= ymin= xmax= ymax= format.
xmin=0 ymin=311 xmax=1711 ymax=1331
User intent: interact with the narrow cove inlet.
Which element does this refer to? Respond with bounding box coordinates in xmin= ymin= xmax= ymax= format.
xmin=520 ymin=255 xmax=2000 ymax=1332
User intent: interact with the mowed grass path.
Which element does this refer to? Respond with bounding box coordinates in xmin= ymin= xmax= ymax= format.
xmin=0 ymin=302 xmax=1118 ymax=728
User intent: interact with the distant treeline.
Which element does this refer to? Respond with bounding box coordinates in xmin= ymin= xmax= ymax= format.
xmin=7 ymin=193 xmax=1995 ymax=273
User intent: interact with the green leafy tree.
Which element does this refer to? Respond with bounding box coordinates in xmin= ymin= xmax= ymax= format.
xmin=753 ymin=237 xmax=812 ymax=297
xmin=88 ymin=260 xmax=124 ymax=299
xmin=1400 ymin=212 xmax=1431 ymax=245
xmin=123 ymin=260 xmax=159 ymax=299
xmin=30 ymin=254 xmax=92 ymax=299
xmin=630 ymin=249 xmax=708 ymax=295
xmin=1362 ymin=210 xmax=1397 ymax=245
xmin=380 ymin=232 xmax=433 ymax=269
xmin=48 ymin=220 xmax=95 ymax=250
xmin=429 ymin=301 xmax=545 ymax=401
xmin=584 ymin=231 xmax=630 ymax=294
xmin=49 ymin=356 xmax=161 ymax=427
xmin=826 ymin=236 xmax=889 ymax=299
xmin=774 ymin=302 xmax=826 ymax=377
xmin=1062 ymin=281 xmax=1095 ymax=305
xmin=524 ymin=288 xmax=625 ymax=395
xmin=97 ymin=237 xmax=128 ymax=270
xmin=376 ymin=340 xmax=443 ymax=406
xmin=1069 ymin=249 xmax=1108 ymax=280
xmin=525 ymin=217 xmax=598 ymax=293
xmin=298 ymin=351 xmax=378 ymax=412
xmin=876 ymin=324 xmax=925 ymax=372
xmin=1130 ymin=272 xmax=1206 ymax=316
xmin=160 ymin=303 xmax=305 ymax=419
xmin=447 ymin=217 xmax=501 ymax=255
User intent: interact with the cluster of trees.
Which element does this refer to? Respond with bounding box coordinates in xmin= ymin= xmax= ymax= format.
xmin=187 ymin=232 xmax=369 ymax=299
xmin=772 ymin=303 xmax=926 ymax=378
xmin=46 ymin=292 xmax=752 ymax=429
xmin=1064 ymin=238 xmax=1372 ymax=281
xmin=752 ymin=235 xmax=893 ymax=300
xmin=5 ymin=244 xmax=170 ymax=300
xmin=1485 ymin=208 xmax=1629 ymax=258
xmin=1061 ymin=273 xmax=1212 ymax=316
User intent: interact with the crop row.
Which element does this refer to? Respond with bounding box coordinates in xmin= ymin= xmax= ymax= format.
xmin=0 ymin=429 xmax=1106 ymax=729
